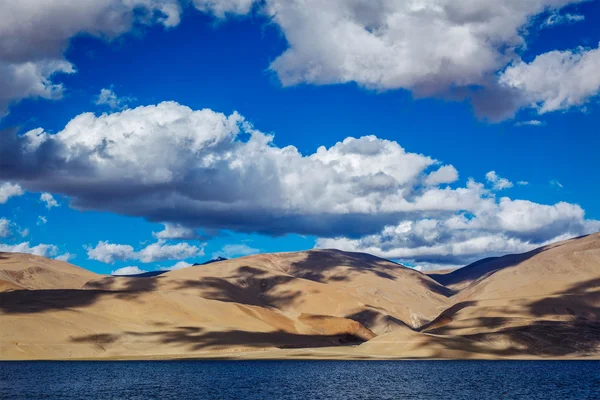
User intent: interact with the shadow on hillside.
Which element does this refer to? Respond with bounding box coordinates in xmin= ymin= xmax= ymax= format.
xmin=70 ymin=326 xmax=368 ymax=351
xmin=0 ymin=264 xmax=307 ymax=314
xmin=424 ymin=320 xmax=600 ymax=358
xmin=173 ymin=265 xmax=303 ymax=308
xmin=527 ymin=278 xmax=600 ymax=319
xmin=289 ymin=250 xmax=404 ymax=283
xmin=85 ymin=276 xmax=158 ymax=299
xmin=419 ymin=278 xmax=600 ymax=357
xmin=418 ymin=301 xmax=479 ymax=332
xmin=428 ymin=236 xmax=585 ymax=288
xmin=0 ymin=277 xmax=160 ymax=313
xmin=345 ymin=308 xmax=411 ymax=331
xmin=0 ymin=289 xmax=108 ymax=313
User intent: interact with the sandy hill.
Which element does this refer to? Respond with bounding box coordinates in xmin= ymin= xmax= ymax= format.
xmin=0 ymin=252 xmax=98 ymax=291
xmin=0 ymin=235 xmax=598 ymax=360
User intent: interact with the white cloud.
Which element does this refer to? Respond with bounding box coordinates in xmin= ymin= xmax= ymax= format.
xmin=0 ymin=0 xmax=181 ymax=115
xmin=515 ymin=120 xmax=544 ymax=127
xmin=86 ymin=241 xmax=136 ymax=263
xmin=485 ymin=171 xmax=514 ymax=191
xmin=0 ymin=60 xmax=74 ymax=117
xmin=0 ymin=218 xmax=31 ymax=239
xmin=191 ymin=0 xmax=595 ymax=120
xmin=111 ymin=266 xmax=147 ymax=276
xmin=165 ymin=261 xmax=193 ymax=270
xmin=0 ymin=242 xmax=59 ymax=257
xmin=2 ymin=101 xmax=598 ymax=268
xmin=138 ymin=241 xmax=204 ymax=262
xmin=316 ymin=198 xmax=600 ymax=269
xmin=2 ymin=1 xmax=597 ymax=119
xmin=543 ymin=12 xmax=585 ymax=27
xmin=153 ymin=223 xmax=201 ymax=240
xmin=1 ymin=102 xmax=442 ymax=237
xmin=212 ymin=244 xmax=260 ymax=259
xmin=86 ymin=239 xmax=204 ymax=264
xmin=40 ymin=192 xmax=59 ymax=209
xmin=424 ymin=165 xmax=459 ymax=186
xmin=95 ymin=88 xmax=133 ymax=110
xmin=517 ymin=181 xmax=529 ymax=186
xmin=0 ymin=182 xmax=24 ymax=204
xmin=0 ymin=218 xmax=11 ymax=237
xmin=37 ymin=216 xmax=47 ymax=225
xmin=500 ymin=44 xmax=600 ymax=114
xmin=412 ymin=261 xmax=464 ymax=272
xmin=192 ymin=0 xmax=256 ymax=18
xmin=55 ymin=252 xmax=76 ymax=262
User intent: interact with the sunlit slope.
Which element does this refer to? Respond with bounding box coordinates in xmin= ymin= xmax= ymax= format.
xmin=0 ymin=236 xmax=598 ymax=360
xmin=368 ymin=233 xmax=600 ymax=359
xmin=0 ymin=252 xmax=98 ymax=291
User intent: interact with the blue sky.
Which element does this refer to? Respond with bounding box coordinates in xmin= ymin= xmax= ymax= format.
xmin=0 ymin=1 xmax=599 ymax=274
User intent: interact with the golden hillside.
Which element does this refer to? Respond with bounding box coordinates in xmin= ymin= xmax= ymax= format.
xmin=1 ymin=234 xmax=598 ymax=360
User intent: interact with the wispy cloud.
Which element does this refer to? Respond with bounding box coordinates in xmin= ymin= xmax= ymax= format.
xmin=515 ymin=120 xmax=544 ymax=127
xmin=550 ymin=179 xmax=564 ymax=189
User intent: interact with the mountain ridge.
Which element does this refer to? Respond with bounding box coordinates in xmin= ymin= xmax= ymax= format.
xmin=0 ymin=233 xmax=598 ymax=360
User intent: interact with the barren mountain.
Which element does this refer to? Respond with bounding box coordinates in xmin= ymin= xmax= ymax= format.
xmin=1 ymin=234 xmax=598 ymax=360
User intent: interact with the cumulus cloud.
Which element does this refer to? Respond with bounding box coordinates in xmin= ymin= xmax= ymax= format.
xmin=0 ymin=0 xmax=181 ymax=115
xmin=0 ymin=182 xmax=24 ymax=204
xmin=0 ymin=241 xmax=59 ymax=257
xmin=0 ymin=219 xmax=10 ymax=237
xmin=2 ymin=0 xmax=598 ymax=119
xmin=95 ymin=88 xmax=134 ymax=110
xmin=138 ymin=241 xmax=204 ymax=262
xmin=111 ymin=266 xmax=147 ymax=275
xmin=192 ymin=0 xmax=597 ymax=119
xmin=86 ymin=239 xmax=204 ymax=263
xmin=0 ymin=102 xmax=441 ymax=237
xmin=55 ymin=252 xmax=76 ymax=262
xmin=485 ymin=171 xmax=514 ymax=191
xmin=316 ymin=198 xmax=600 ymax=270
xmin=165 ymin=261 xmax=193 ymax=270
xmin=153 ymin=223 xmax=202 ymax=240
xmin=0 ymin=218 xmax=30 ymax=238
xmin=40 ymin=192 xmax=59 ymax=209
xmin=500 ymin=44 xmax=600 ymax=114
xmin=1 ymin=101 xmax=597 ymax=268
xmin=212 ymin=244 xmax=260 ymax=259
xmin=86 ymin=241 xmax=136 ymax=263
xmin=0 ymin=60 xmax=74 ymax=117
xmin=424 ymin=165 xmax=459 ymax=186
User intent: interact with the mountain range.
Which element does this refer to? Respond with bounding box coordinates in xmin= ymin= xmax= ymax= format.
xmin=0 ymin=233 xmax=598 ymax=360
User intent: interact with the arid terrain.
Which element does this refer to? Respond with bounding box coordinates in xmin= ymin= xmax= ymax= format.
xmin=1 ymin=233 xmax=599 ymax=360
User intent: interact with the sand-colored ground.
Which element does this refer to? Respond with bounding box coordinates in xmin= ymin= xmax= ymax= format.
xmin=1 ymin=234 xmax=599 ymax=360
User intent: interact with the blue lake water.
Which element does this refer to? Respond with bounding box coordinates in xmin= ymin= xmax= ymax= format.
xmin=1 ymin=360 xmax=598 ymax=399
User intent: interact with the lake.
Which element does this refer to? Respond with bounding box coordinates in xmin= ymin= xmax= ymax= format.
xmin=1 ymin=361 xmax=598 ymax=399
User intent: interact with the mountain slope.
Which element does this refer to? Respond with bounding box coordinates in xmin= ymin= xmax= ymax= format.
xmin=0 ymin=235 xmax=598 ymax=360
xmin=0 ymin=252 xmax=98 ymax=291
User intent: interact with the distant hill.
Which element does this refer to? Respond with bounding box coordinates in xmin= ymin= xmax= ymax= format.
xmin=113 ymin=257 xmax=230 ymax=277
xmin=119 ymin=270 xmax=169 ymax=278
xmin=193 ymin=256 xmax=228 ymax=266
xmin=0 ymin=234 xmax=598 ymax=360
